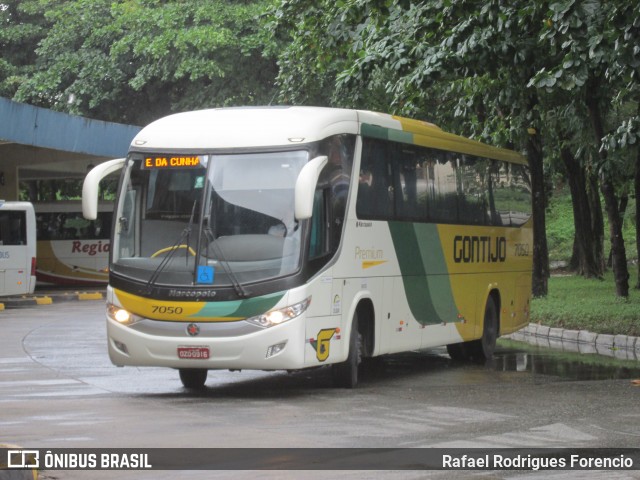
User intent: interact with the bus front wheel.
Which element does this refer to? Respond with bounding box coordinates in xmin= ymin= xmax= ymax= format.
xmin=331 ymin=313 xmax=361 ymax=388
xmin=179 ymin=368 xmax=208 ymax=389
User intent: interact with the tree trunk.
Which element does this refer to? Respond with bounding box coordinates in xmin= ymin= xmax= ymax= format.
xmin=636 ymin=144 xmax=640 ymax=289
xmin=588 ymin=169 xmax=606 ymax=274
xmin=528 ymin=124 xmax=549 ymax=297
xmin=586 ymin=78 xmax=629 ymax=297
xmin=607 ymin=193 xmax=628 ymax=268
xmin=600 ymin=177 xmax=629 ymax=296
xmin=561 ymin=147 xmax=604 ymax=278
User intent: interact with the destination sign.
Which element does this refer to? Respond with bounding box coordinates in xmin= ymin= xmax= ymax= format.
xmin=143 ymin=156 xmax=203 ymax=169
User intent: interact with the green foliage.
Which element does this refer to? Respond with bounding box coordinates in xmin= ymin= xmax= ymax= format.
xmin=268 ymin=0 xmax=554 ymax=147
xmin=268 ymin=0 xmax=640 ymax=297
xmin=604 ymin=116 xmax=640 ymax=152
xmin=4 ymin=0 xmax=640 ymax=298
xmin=0 ymin=0 xmax=51 ymax=98
xmin=531 ymin=0 xmax=640 ymax=178
xmin=531 ymin=272 xmax=640 ymax=335
xmin=267 ymin=0 xmax=640 ymax=177
xmin=265 ymin=0 xmax=387 ymax=107
xmin=4 ymin=0 xmax=278 ymax=124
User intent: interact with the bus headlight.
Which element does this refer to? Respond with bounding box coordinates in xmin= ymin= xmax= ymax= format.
xmin=245 ymin=297 xmax=311 ymax=328
xmin=107 ymin=303 xmax=143 ymax=326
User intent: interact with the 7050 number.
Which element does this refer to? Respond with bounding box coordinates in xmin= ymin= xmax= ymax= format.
xmin=151 ymin=305 xmax=184 ymax=315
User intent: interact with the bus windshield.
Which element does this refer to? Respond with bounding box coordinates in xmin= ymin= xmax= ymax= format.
xmin=111 ymin=150 xmax=308 ymax=288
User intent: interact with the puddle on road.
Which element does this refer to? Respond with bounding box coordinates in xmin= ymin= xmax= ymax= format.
xmin=493 ymin=341 xmax=640 ymax=381
xmin=354 ymin=341 xmax=640 ymax=387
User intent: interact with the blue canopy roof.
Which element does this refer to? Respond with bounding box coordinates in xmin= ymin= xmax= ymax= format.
xmin=0 ymin=97 xmax=140 ymax=157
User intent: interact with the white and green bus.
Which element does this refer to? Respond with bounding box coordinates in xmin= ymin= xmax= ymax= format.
xmin=83 ymin=107 xmax=532 ymax=389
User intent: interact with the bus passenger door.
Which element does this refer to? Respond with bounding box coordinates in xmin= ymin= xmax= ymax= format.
xmin=0 ymin=258 xmax=33 ymax=296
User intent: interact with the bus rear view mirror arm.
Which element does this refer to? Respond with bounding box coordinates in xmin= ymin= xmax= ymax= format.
xmin=83 ymin=158 xmax=125 ymax=220
xmin=294 ymin=155 xmax=327 ymax=220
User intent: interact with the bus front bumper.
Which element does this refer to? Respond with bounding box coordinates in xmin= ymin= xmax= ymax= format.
xmin=106 ymin=315 xmax=309 ymax=371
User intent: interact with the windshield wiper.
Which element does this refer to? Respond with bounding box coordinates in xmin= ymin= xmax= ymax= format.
xmin=145 ymin=201 xmax=197 ymax=294
xmin=201 ymin=224 xmax=248 ymax=298
xmin=184 ymin=200 xmax=198 ymax=266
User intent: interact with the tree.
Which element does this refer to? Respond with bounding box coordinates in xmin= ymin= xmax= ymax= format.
xmin=532 ymin=0 xmax=636 ymax=297
xmin=542 ymin=99 xmax=605 ymax=279
xmin=269 ymin=0 xmax=640 ymax=298
xmin=270 ymin=0 xmax=553 ymax=295
xmin=601 ymin=1 xmax=640 ymax=289
xmin=560 ymin=145 xmax=605 ymax=278
xmin=266 ymin=0 xmax=393 ymax=109
xmin=0 ymin=1 xmax=51 ymax=98
xmin=8 ymin=0 xmax=278 ymax=125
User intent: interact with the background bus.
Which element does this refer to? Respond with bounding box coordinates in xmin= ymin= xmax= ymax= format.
xmin=0 ymin=201 xmax=36 ymax=296
xmin=34 ymin=201 xmax=112 ymax=286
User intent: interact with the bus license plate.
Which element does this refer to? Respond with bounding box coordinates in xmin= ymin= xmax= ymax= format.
xmin=177 ymin=346 xmax=210 ymax=360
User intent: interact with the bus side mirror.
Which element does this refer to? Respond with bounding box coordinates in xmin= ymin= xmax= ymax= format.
xmin=82 ymin=158 xmax=125 ymax=220
xmin=294 ymin=155 xmax=328 ymax=220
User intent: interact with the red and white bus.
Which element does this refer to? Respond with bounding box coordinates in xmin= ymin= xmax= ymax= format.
xmin=34 ymin=201 xmax=112 ymax=286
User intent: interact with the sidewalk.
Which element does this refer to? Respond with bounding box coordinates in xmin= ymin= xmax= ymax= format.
xmin=0 ymin=289 xmax=104 ymax=310
xmin=504 ymin=323 xmax=640 ymax=361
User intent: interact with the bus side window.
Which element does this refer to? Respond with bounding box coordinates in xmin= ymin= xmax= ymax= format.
xmin=356 ymin=169 xmax=373 ymax=217
xmin=394 ymin=145 xmax=421 ymax=220
xmin=492 ymin=163 xmax=532 ymax=226
xmin=309 ymin=189 xmax=330 ymax=260
xmin=357 ymin=138 xmax=392 ymax=219
xmin=427 ymin=151 xmax=458 ymax=223
xmin=118 ymin=188 xmax=137 ymax=257
xmin=457 ymin=155 xmax=490 ymax=226
xmin=0 ymin=212 xmax=26 ymax=245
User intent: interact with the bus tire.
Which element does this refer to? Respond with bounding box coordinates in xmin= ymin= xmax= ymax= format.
xmin=179 ymin=368 xmax=208 ymax=389
xmin=470 ymin=297 xmax=498 ymax=363
xmin=331 ymin=313 xmax=361 ymax=388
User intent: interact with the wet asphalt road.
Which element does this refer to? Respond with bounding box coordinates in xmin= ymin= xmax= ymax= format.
xmin=1 ymin=301 xmax=640 ymax=480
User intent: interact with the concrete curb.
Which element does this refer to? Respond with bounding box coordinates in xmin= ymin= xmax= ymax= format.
xmin=0 ymin=291 xmax=104 ymax=310
xmin=505 ymin=323 xmax=640 ymax=361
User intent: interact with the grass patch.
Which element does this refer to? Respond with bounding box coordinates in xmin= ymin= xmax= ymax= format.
xmin=537 ymin=187 xmax=640 ymax=336
xmin=545 ymin=191 xmax=576 ymax=264
xmin=546 ymin=187 xmax=638 ymax=264
xmin=531 ymin=273 xmax=640 ymax=336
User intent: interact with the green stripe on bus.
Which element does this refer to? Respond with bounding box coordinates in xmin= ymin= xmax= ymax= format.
xmin=388 ymin=128 xmax=413 ymax=144
xmin=188 ymin=292 xmax=285 ymax=320
xmin=361 ymin=123 xmax=388 ymax=140
xmin=388 ymin=222 xmax=458 ymax=325
xmin=361 ymin=123 xmax=413 ymax=144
